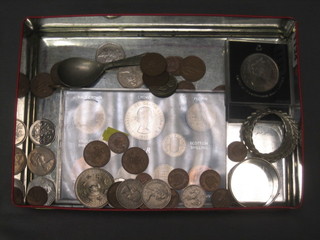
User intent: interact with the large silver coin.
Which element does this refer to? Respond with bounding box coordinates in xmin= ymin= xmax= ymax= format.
xmin=116 ymin=179 xmax=143 ymax=209
xmin=27 ymin=147 xmax=56 ymax=176
xmin=240 ymin=53 xmax=279 ymax=93
xmin=125 ymin=101 xmax=165 ymax=140
xmin=117 ymin=66 xmax=143 ymax=88
xmin=186 ymin=103 xmax=216 ymax=132
xmin=29 ymin=119 xmax=55 ymax=145
xmin=181 ymin=185 xmax=206 ymax=208
xmin=27 ymin=177 xmax=56 ymax=206
xmin=142 ymin=179 xmax=171 ymax=209
xmin=162 ymin=133 xmax=186 ymax=157
xmin=15 ymin=120 xmax=27 ymax=145
xmin=95 ymin=43 xmax=125 ymax=63
xmin=75 ymin=168 xmax=114 ymax=208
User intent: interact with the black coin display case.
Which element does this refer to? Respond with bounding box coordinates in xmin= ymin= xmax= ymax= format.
xmin=12 ymin=14 xmax=303 ymax=210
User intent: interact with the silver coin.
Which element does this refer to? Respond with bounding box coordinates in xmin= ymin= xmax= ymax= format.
xmin=75 ymin=168 xmax=114 ymax=208
xmin=152 ymin=164 xmax=174 ymax=183
xmin=14 ymin=147 xmax=27 ymax=175
xmin=95 ymin=43 xmax=125 ymax=63
xmin=27 ymin=147 xmax=56 ymax=176
xmin=186 ymin=103 xmax=216 ymax=132
xmin=15 ymin=120 xmax=27 ymax=145
xmin=116 ymin=179 xmax=143 ymax=209
xmin=29 ymin=119 xmax=55 ymax=145
xmin=162 ymin=133 xmax=187 ymax=157
xmin=27 ymin=177 xmax=56 ymax=206
xmin=117 ymin=66 xmax=143 ymax=88
xmin=240 ymin=53 xmax=279 ymax=93
xmin=125 ymin=100 xmax=165 ymax=140
xmin=181 ymin=185 xmax=206 ymax=208
xmin=142 ymin=179 xmax=171 ymax=209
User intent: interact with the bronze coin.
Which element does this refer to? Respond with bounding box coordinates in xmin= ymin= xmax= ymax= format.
xmin=30 ymin=73 xmax=55 ymax=98
xmin=199 ymin=169 xmax=221 ymax=191
xmin=213 ymin=85 xmax=225 ymax=91
xmin=211 ymin=189 xmax=233 ymax=208
xmin=180 ymin=56 xmax=206 ymax=82
xmin=227 ymin=141 xmax=247 ymax=162
xmin=136 ymin=172 xmax=152 ymax=184
xmin=18 ymin=73 xmax=30 ymax=98
xmin=13 ymin=187 xmax=24 ymax=205
xmin=140 ymin=52 xmax=167 ymax=76
xmin=50 ymin=62 xmax=63 ymax=86
xmin=149 ymin=75 xmax=178 ymax=98
xmin=122 ymin=147 xmax=149 ymax=174
xmin=165 ymin=189 xmax=180 ymax=208
xmin=168 ymin=168 xmax=189 ymax=190
xmin=142 ymin=71 xmax=170 ymax=87
xmin=166 ymin=56 xmax=183 ymax=75
xmin=177 ymin=80 xmax=196 ymax=90
xmin=108 ymin=132 xmax=130 ymax=154
xmin=83 ymin=140 xmax=111 ymax=167
xmin=26 ymin=186 xmax=48 ymax=206
xmin=107 ymin=182 xmax=124 ymax=209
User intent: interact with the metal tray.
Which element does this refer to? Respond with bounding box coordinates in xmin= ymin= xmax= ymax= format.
xmin=13 ymin=15 xmax=303 ymax=210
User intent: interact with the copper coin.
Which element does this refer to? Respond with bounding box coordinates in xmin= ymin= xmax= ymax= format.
xmin=199 ymin=169 xmax=221 ymax=191
xmin=18 ymin=73 xmax=30 ymax=98
xmin=122 ymin=147 xmax=149 ymax=174
xmin=140 ymin=53 xmax=167 ymax=76
xmin=14 ymin=147 xmax=27 ymax=175
xmin=50 ymin=62 xmax=62 ymax=86
xmin=108 ymin=132 xmax=130 ymax=154
xmin=26 ymin=186 xmax=48 ymax=206
xmin=149 ymin=75 xmax=178 ymax=98
xmin=136 ymin=172 xmax=152 ymax=184
xmin=83 ymin=141 xmax=111 ymax=167
xmin=211 ymin=189 xmax=233 ymax=208
xmin=180 ymin=56 xmax=206 ymax=82
xmin=227 ymin=141 xmax=248 ymax=162
xmin=142 ymin=71 xmax=170 ymax=87
xmin=166 ymin=56 xmax=183 ymax=75
xmin=165 ymin=189 xmax=180 ymax=208
xmin=107 ymin=182 xmax=124 ymax=208
xmin=30 ymin=73 xmax=55 ymax=98
xmin=168 ymin=168 xmax=189 ymax=190
xmin=13 ymin=187 xmax=24 ymax=205
xmin=177 ymin=80 xmax=196 ymax=90
xmin=213 ymin=85 xmax=225 ymax=91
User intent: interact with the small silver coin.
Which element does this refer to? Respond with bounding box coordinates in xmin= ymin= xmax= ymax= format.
xmin=117 ymin=66 xmax=144 ymax=88
xmin=27 ymin=177 xmax=56 ymax=206
xmin=29 ymin=119 xmax=55 ymax=145
xmin=162 ymin=133 xmax=186 ymax=157
xmin=27 ymin=147 xmax=56 ymax=176
xmin=186 ymin=103 xmax=216 ymax=132
xmin=240 ymin=53 xmax=279 ymax=93
xmin=116 ymin=179 xmax=143 ymax=209
xmin=14 ymin=147 xmax=27 ymax=175
xmin=181 ymin=185 xmax=206 ymax=208
xmin=75 ymin=168 xmax=114 ymax=208
xmin=95 ymin=43 xmax=125 ymax=63
xmin=142 ymin=179 xmax=171 ymax=209
xmin=15 ymin=120 xmax=27 ymax=145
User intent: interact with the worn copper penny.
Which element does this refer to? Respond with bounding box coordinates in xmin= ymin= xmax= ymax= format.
xmin=211 ymin=188 xmax=233 ymax=208
xmin=14 ymin=147 xmax=27 ymax=175
xmin=227 ymin=141 xmax=248 ymax=162
xmin=83 ymin=140 xmax=111 ymax=167
xmin=136 ymin=172 xmax=152 ymax=185
xmin=180 ymin=56 xmax=206 ymax=82
xmin=140 ymin=53 xmax=167 ymax=76
xmin=108 ymin=132 xmax=130 ymax=154
xmin=122 ymin=147 xmax=149 ymax=174
xmin=13 ymin=187 xmax=24 ymax=205
xmin=18 ymin=73 xmax=30 ymax=98
xmin=143 ymin=71 xmax=170 ymax=87
xmin=26 ymin=186 xmax=48 ymax=206
xmin=30 ymin=73 xmax=55 ymax=98
xmin=107 ymin=182 xmax=124 ymax=209
xmin=149 ymin=75 xmax=178 ymax=98
xmin=166 ymin=56 xmax=183 ymax=75
xmin=199 ymin=169 xmax=221 ymax=191
xmin=177 ymin=80 xmax=196 ymax=90
xmin=168 ymin=168 xmax=189 ymax=190
xmin=165 ymin=189 xmax=180 ymax=208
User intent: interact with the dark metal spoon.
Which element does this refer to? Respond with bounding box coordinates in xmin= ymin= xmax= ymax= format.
xmin=57 ymin=53 xmax=146 ymax=88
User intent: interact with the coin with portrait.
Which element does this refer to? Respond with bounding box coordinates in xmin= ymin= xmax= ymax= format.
xmin=27 ymin=147 xmax=56 ymax=176
xmin=142 ymin=179 xmax=171 ymax=209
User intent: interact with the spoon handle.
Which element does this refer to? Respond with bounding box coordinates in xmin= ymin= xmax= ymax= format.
xmin=103 ymin=53 xmax=146 ymax=71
